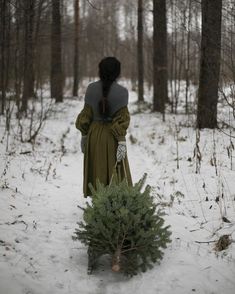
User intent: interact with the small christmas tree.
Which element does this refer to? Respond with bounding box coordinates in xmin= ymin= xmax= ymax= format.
xmin=72 ymin=170 xmax=172 ymax=276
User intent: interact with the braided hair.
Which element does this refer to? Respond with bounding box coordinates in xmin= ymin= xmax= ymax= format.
xmin=98 ymin=57 xmax=121 ymax=119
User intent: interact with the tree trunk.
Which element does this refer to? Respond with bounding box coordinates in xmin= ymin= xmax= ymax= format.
xmin=137 ymin=0 xmax=144 ymax=102
xmin=5 ymin=1 xmax=11 ymax=99
xmin=197 ymin=0 xmax=222 ymax=129
xmin=34 ymin=0 xmax=45 ymax=93
xmin=22 ymin=0 xmax=35 ymax=113
xmin=0 ymin=0 xmax=6 ymax=115
xmin=185 ymin=0 xmax=192 ymax=114
xmin=14 ymin=0 xmax=21 ymax=110
xmin=73 ymin=0 xmax=79 ymax=97
xmin=153 ymin=0 xmax=168 ymax=115
xmin=51 ymin=0 xmax=63 ymax=102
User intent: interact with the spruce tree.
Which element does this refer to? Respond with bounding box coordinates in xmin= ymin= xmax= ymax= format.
xmin=72 ymin=171 xmax=172 ymax=277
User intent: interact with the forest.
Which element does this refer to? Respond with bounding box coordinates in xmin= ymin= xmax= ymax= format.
xmin=0 ymin=0 xmax=235 ymax=293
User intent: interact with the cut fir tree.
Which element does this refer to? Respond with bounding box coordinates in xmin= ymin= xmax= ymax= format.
xmin=72 ymin=167 xmax=172 ymax=277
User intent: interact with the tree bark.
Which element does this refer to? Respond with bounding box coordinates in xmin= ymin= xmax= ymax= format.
xmin=137 ymin=0 xmax=144 ymax=102
xmin=51 ymin=0 xmax=63 ymax=102
xmin=197 ymin=0 xmax=222 ymax=129
xmin=73 ymin=0 xmax=79 ymax=97
xmin=153 ymin=0 xmax=168 ymax=115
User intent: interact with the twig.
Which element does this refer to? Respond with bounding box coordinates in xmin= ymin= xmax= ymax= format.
xmin=77 ymin=205 xmax=85 ymax=211
xmin=5 ymin=220 xmax=28 ymax=230
xmin=19 ymin=151 xmax=32 ymax=155
xmin=194 ymin=240 xmax=217 ymax=244
xmin=86 ymin=0 xmax=101 ymax=11
xmin=121 ymin=244 xmax=147 ymax=253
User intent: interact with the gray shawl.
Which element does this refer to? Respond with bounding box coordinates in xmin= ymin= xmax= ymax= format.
xmin=84 ymin=80 xmax=128 ymax=121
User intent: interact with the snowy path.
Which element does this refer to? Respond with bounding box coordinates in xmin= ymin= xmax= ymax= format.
xmin=0 ymin=93 xmax=235 ymax=294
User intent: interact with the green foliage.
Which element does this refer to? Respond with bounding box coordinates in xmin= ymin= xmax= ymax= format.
xmin=72 ymin=172 xmax=172 ymax=277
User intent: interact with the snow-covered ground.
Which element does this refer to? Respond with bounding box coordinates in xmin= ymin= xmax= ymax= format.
xmin=0 ymin=83 xmax=235 ymax=294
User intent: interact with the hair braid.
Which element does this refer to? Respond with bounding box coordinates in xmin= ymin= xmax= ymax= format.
xmin=98 ymin=57 xmax=121 ymax=119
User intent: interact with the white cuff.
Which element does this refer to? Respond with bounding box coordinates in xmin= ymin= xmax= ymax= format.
xmin=118 ymin=141 xmax=126 ymax=145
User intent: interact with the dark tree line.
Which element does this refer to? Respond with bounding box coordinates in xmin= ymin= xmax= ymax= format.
xmin=0 ymin=0 xmax=234 ymax=130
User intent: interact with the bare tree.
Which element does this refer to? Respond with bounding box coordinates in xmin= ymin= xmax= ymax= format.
xmin=197 ymin=0 xmax=222 ymax=128
xmin=137 ymin=0 xmax=144 ymax=102
xmin=14 ymin=0 xmax=22 ymax=111
xmin=51 ymin=0 xmax=63 ymax=102
xmin=0 ymin=0 xmax=7 ymax=114
xmin=34 ymin=0 xmax=47 ymax=93
xmin=21 ymin=0 xmax=35 ymax=113
xmin=153 ymin=0 xmax=168 ymax=116
xmin=73 ymin=0 xmax=80 ymax=97
xmin=185 ymin=0 xmax=192 ymax=114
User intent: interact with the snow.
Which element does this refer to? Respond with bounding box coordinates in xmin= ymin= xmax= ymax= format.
xmin=0 ymin=82 xmax=235 ymax=294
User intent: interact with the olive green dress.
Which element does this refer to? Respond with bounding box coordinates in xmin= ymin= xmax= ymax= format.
xmin=75 ymin=103 xmax=132 ymax=197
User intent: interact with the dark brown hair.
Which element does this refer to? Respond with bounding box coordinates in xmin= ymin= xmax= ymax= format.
xmin=98 ymin=57 xmax=121 ymax=119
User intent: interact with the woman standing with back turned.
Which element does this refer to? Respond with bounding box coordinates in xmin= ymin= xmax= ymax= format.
xmin=75 ymin=57 xmax=132 ymax=197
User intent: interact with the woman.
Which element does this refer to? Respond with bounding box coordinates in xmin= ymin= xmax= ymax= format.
xmin=75 ymin=57 xmax=132 ymax=197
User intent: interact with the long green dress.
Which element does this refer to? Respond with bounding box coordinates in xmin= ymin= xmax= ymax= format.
xmin=75 ymin=103 xmax=133 ymax=197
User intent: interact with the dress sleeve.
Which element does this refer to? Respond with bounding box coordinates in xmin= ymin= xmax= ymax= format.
xmin=75 ymin=103 xmax=93 ymax=136
xmin=110 ymin=106 xmax=130 ymax=142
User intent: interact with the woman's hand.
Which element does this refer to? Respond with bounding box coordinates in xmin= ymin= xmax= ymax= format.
xmin=81 ymin=135 xmax=87 ymax=153
xmin=116 ymin=141 xmax=126 ymax=162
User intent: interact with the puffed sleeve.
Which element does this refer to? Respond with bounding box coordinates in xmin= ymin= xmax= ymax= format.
xmin=75 ymin=103 xmax=93 ymax=136
xmin=110 ymin=106 xmax=130 ymax=142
